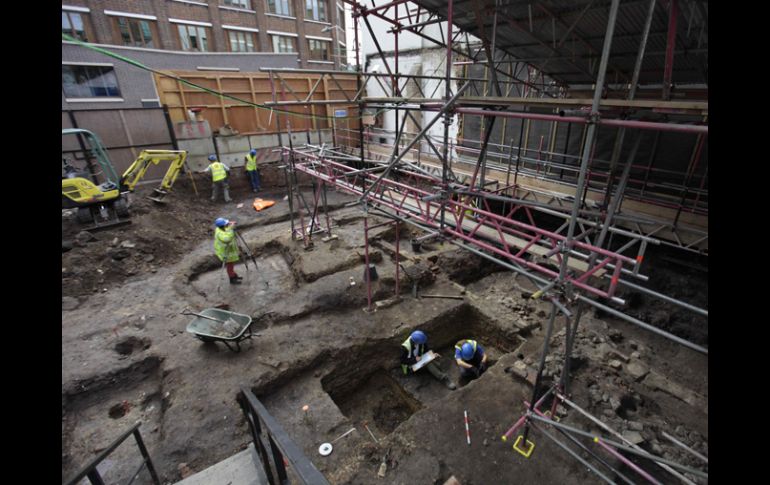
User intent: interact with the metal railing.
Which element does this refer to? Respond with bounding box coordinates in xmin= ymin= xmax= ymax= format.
xmin=238 ymin=387 xmax=330 ymax=485
xmin=63 ymin=421 xmax=160 ymax=485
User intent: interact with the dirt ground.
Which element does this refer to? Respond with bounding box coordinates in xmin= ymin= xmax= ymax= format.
xmin=62 ymin=177 xmax=708 ymax=484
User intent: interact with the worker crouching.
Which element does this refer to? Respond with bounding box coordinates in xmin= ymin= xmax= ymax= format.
xmin=454 ymin=339 xmax=488 ymax=381
xmin=400 ymin=330 xmax=456 ymax=390
xmin=214 ymin=218 xmax=242 ymax=285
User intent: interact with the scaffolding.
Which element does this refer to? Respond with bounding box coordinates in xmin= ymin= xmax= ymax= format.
xmin=273 ymin=0 xmax=707 ymax=482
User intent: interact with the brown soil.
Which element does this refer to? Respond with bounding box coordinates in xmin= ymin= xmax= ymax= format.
xmin=61 ymin=182 xmax=708 ymax=485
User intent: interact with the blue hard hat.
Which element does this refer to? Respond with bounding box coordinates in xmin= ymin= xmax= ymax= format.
xmin=410 ymin=330 xmax=427 ymax=345
xmin=461 ymin=342 xmax=475 ymax=360
xmin=250 ymin=149 xmax=257 ymax=155
xmin=208 ymin=154 xmax=217 ymax=161
xmin=215 ymin=217 xmax=228 ymax=227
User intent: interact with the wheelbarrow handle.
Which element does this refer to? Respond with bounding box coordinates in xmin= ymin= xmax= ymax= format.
xmin=180 ymin=308 xmax=227 ymax=324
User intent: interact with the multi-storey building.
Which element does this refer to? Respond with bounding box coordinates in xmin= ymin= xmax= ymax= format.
xmin=62 ymin=1 xmax=347 ymax=68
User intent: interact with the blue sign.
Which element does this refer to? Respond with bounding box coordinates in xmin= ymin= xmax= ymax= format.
xmin=334 ymin=109 xmax=348 ymax=118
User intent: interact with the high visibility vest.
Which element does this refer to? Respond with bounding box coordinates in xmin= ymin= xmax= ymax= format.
xmin=210 ymin=162 xmax=227 ymax=182
xmin=455 ymin=198 xmax=476 ymax=218
xmin=214 ymin=227 xmax=239 ymax=263
xmin=245 ymin=153 xmax=257 ymax=171
xmin=455 ymin=339 xmax=478 ymax=360
xmin=401 ymin=337 xmax=426 ymax=375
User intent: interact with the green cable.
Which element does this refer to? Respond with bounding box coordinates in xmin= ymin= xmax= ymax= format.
xmin=62 ymin=33 xmax=400 ymax=123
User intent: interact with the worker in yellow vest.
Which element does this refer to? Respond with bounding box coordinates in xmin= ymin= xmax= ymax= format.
xmin=244 ymin=149 xmax=260 ymax=193
xmin=400 ymin=330 xmax=456 ymax=390
xmin=203 ymin=154 xmax=232 ymax=203
xmin=454 ymin=339 xmax=488 ymax=380
xmin=214 ymin=217 xmax=241 ymax=284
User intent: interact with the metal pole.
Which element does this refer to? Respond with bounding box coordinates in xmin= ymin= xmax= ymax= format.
xmin=589 ymin=133 xmax=643 ymax=270
xmin=662 ymin=0 xmax=679 ymax=100
xmin=364 ymin=216 xmax=372 ymax=311
xmin=358 ymin=82 xmax=471 ymax=201
xmin=527 ymin=414 xmax=708 ymax=480
xmin=395 ymin=220 xmax=400 ymax=297
xmin=661 ymin=431 xmax=708 ymax=464
xmin=556 ymin=392 xmax=697 ymax=485
xmin=521 ymin=300 xmax=559 ymax=444
xmin=616 ymin=278 xmax=707 ymax=317
xmin=66 ymin=111 xmax=99 ymax=185
xmin=441 ymin=0 xmax=454 ymax=233
xmin=556 ymin=0 xmax=621 ymax=283
xmin=595 ymin=438 xmax=663 ymax=485
xmin=577 ymin=295 xmax=707 ymax=354
xmin=529 ymin=422 xmax=616 ymax=485
xmin=162 ymin=104 xmax=180 ymax=151
xmin=525 ymin=400 xmax=637 ymax=485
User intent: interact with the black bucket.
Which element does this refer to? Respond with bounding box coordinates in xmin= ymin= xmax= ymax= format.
xmin=411 ymin=238 xmax=421 ymax=253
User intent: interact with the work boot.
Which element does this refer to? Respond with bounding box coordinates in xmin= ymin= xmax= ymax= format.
xmin=233 ymin=274 xmax=243 ymax=281
xmin=229 ymin=276 xmax=242 ymax=285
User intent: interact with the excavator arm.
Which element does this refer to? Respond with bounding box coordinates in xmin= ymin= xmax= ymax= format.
xmin=120 ymin=150 xmax=189 ymax=202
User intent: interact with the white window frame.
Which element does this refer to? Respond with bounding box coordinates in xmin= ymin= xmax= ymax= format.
xmin=222 ymin=25 xmax=260 ymax=33
xmin=62 ymin=5 xmax=90 ymax=13
xmin=103 ymin=10 xmax=158 ymax=21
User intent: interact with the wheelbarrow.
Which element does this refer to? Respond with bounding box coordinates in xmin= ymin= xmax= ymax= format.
xmin=182 ymin=308 xmax=257 ymax=352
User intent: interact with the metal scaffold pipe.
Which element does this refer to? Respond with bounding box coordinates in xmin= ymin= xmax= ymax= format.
xmin=556 ymin=392 xmax=698 ymax=484
xmin=576 ymin=295 xmax=707 ymax=354
xmin=527 ymin=414 xmax=708 ymax=480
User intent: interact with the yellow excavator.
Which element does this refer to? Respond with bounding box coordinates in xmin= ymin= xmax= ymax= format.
xmin=62 ymin=128 xmax=193 ymax=230
xmin=62 ymin=129 xmax=130 ymax=230
xmin=119 ymin=149 xmax=193 ymax=203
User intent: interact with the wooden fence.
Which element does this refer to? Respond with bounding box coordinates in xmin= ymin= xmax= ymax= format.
xmin=154 ymin=71 xmax=360 ymax=140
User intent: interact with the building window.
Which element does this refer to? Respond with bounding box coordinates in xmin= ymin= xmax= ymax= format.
xmin=177 ymin=24 xmax=210 ymax=51
xmin=222 ymin=0 xmax=251 ymax=8
xmin=308 ymin=39 xmax=330 ymax=61
xmin=114 ymin=17 xmax=157 ymax=48
xmin=62 ymin=65 xmax=121 ymax=98
xmin=267 ymin=0 xmax=293 ymax=16
xmin=306 ymin=0 xmax=328 ymax=22
xmin=272 ymin=35 xmax=296 ymax=53
xmin=62 ymin=11 xmax=92 ymax=42
xmin=337 ymin=4 xmax=345 ymax=29
xmin=227 ymin=30 xmax=257 ymax=52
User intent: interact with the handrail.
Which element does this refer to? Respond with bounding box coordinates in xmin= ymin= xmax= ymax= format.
xmin=63 ymin=421 xmax=160 ymax=485
xmin=238 ymin=387 xmax=330 ymax=485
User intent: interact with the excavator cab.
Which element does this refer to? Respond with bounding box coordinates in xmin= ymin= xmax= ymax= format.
xmin=62 ymin=129 xmax=130 ymax=230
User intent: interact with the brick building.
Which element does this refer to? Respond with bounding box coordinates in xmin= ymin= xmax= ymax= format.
xmin=61 ymin=0 xmax=347 ymax=68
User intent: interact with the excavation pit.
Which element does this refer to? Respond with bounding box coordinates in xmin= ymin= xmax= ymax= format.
xmin=328 ymin=370 xmax=423 ymax=438
xmin=317 ymin=304 xmax=524 ymax=436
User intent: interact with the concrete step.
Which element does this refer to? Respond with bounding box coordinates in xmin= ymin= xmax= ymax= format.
xmin=174 ymin=444 xmax=268 ymax=485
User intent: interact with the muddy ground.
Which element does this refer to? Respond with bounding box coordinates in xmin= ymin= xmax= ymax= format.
xmin=62 ymin=177 xmax=708 ymax=484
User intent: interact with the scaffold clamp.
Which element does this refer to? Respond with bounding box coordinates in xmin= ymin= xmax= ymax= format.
xmin=513 ymin=435 xmax=535 ymax=458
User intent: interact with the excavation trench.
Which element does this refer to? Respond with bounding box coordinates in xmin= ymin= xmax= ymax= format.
xmin=259 ymin=303 xmax=525 ymax=451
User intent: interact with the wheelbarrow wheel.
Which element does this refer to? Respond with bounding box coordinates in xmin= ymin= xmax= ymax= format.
xmin=196 ymin=335 xmax=217 ymax=343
